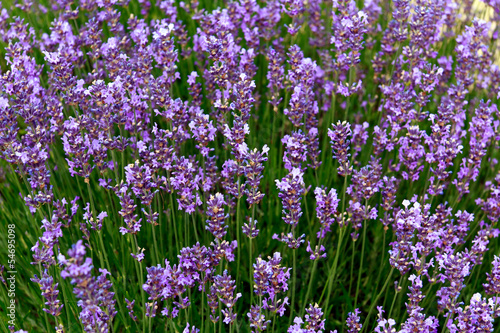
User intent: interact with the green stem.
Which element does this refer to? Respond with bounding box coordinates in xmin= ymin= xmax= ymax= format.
xmin=133 ymin=234 xmax=146 ymax=332
xmin=320 ymin=227 xmax=346 ymax=311
xmin=150 ymin=206 xmax=161 ymax=265
xmin=348 ymin=239 xmax=357 ymax=300
xmin=192 ymin=214 xmax=200 ymax=243
xmin=354 ymin=212 xmax=368 ymax=309
xmin=361 ymin=267 xmax=395 ymax=333
xmin=289 ymin=249 xmax=297 ymax=326
xmin=185 ymin=213 xmax=190 ymax=247
xmin=169 ymin=192 xmax=180 ymax=254
xmin=39 ymin=263 xmax=52 ymax=333
xmin=375 ymin=231 xmax=387 ymax=289
xmin=236 ymin=188 xmax=242 ymax=287
xmin=302 ymin=259 xmax=318 ymax=316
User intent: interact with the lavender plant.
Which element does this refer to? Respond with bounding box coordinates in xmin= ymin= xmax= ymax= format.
xmin=0 ymin=0 xmax=500 ymax=332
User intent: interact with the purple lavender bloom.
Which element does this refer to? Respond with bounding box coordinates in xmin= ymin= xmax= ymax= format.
xmin=380 ymin=176 xmax=399 ymax=227
xmin=248 ymin=305 xmax=271 ymax=333
xmin=124 ymin=160 xmax=158 ymax=206
xmin=314 ymin=186 xmax=340 ymax=238
xmin=331 ymin=2 xmax=368 ymax=68
xmin=214 ymin=270 xmax=241 ymax=324
xmin=31 ymin=215 xmax=63 ymax=268
xmin=242 ymin=217 xmax=259 ymax=239
xmin=304 ymin=304 xmax=326 ymax=332
xmin=207 ymin=284 xmax=220 ymax=323
xmin=61 ymin=117 xmax=95 ymax=180
xmin=183 ymin=323 xmax=200 ymax=333
xmin=142 ymin=260 xmax=195 ymax=319
xmin=389 ymin=200 xmax=423 ymax=275
xmin=244 ymin=145 xmax=270 ymax=206
xmin=125 ymin=298 xmax=137 ymax=321
xmin=272 ymin=232 xmax=306 ymax=249
xmin=282 ymin=131 xmax=308 ymax=171
xmin=374 ymin=307 xmax=397 ymax=333
xmin=276 ymin=167 xmax=304 ymax=228
xmin=449 ymin=293 xmax=496 ymax=333
xmin=274 ymin=166 xmax=306 ymax=248
xmin=453 ymin=100 xmax=496 ymax=197
xmin=351 ymin=122 xmax=369 ymax=163
xmin=400 ymin=274 xmax=438 ymax=332
xmin=328 ymin=121 xmax=352 ymax=176
xmin=398 ymin=125 xmax=426 ymax=181
xmin=346 ymin=309 xmax=362 ymax=333
xmin=252 ymin=253 xmax=291 ymax=316
xmin=31 ymin=270 xmax=63 ymax=317
xmin=205 ymin=193 xmax=228 ymax=239
xmin=189 ymin=107 xmax=217 ymax=157
xmin=82 ymin=202 xmax=107 ymax=231
xmin=484 ymin=256 xmax=500 ymax=295
xmin=306 ymin=242 xmax=326 ymax=261
xmin=266 ymin=48 xmax=285 ymax=111
xmin=346 ymin=160 xmax=382 ymax=240
xmin=131 ymin=247 xmax=145 ymax=263
xmin=288 ymin=303 xmax=326 ymax=333
xmin=58 ymin=240 xmax=116 ymax=333
xmin=114 ymin=183 xmax=142 ymax=235
xmin=170 ymin=156 xmax=202 ymax=214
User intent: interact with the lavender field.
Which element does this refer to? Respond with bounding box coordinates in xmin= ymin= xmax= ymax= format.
xmin=0 ymin=0 xmax=500 ymax=332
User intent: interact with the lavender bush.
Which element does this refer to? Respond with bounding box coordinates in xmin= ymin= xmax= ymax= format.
xmin=0 ymin=0 xmax=500 ymax=332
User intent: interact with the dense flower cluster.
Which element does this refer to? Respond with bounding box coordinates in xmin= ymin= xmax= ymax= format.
xmin=58 ymin=241 xmax=116 ymax=333
xmin=1 ymin=0 xmax=500 ymax=332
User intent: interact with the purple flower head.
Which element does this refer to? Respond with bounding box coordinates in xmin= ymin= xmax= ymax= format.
xmin=205 ymin=193 xmax=228 ymax=239
xmin=453 ymin=100 xmax=496 ymax=197
xmin=400 ymin=274 xmax=438 ymax=332
xmin=314 ymin=186 xmax=340 ymax=238
xmin=374 ymin=307 xmax=396 ymax=333
xmin=83 ymin=202 xmax=107 ymax=231
xmin=248 ymin=305 xmax=271 ymax=333
xmin=189 ymin=106 xmax=216 ymax=157
xmin=398 ymin=125 xmax=426 ymax=181
xmin=484 ymin=256 xmax=500 ymax=295
xmin=125 ymin=298 xmax=137 ymax=321
xmin=31 ymin=202 xmax=71 ymax=268
xmin=183 ymin=323 xmax=200 ymax=333
xmin=288 ymin=303 xmax=326 ymax=333
xmin=244 ymin=145 xmax=270 ymax=206
xmin=266 ymin=48 xmax=285 ymax=110
xmin=253 ymin=253 xmax=291 ymax=315
xmin=131 ymin=247 xmax=145 ymax=262
xmin=142 ymin=258 xmax=197 ymax=318
xmin=58 ymin=240 xmax=116 ymax=333
xmin=31 ymin=270 xmax=63 ymax=317
xmin=170 ymin=156 xmax=202 ymax=214
xmin=389 ymin=200 xmax=423 ymax=275
xmin=380 ymin=176 xmax=399 ymax=227
xmin=242 ymin=217 xmax=259 ymax=239
xmin=346 ymin=308 xmax=362 ymax=333
xmin=207 ymin=284 xmax=220 ymax=323
xmin=331 ymin=3 xmax=368 ymax=66
xmin=146 ymin=301 xmax=159 ymax=318
xmin=114 ymin=184 xmax=142 ymax=235
xmin=449 ymin=293 xmax=496 ymax=333
xmin=214 ymin=270 xmax=241 ymax=324
xmin=328 ymin=121 xmax=352 ymax=176
xmin=276 ymin=167 xmax=305 ymax=228
xmin=282 ymin=131 xmax=308 ymax=171
xmin=124 ymin=160 xmax=158 ymax=206
xmin=273 ymin=232 xmax=306 ymax=249
xmin=306 ymin=242 xmax=326 ymax=261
